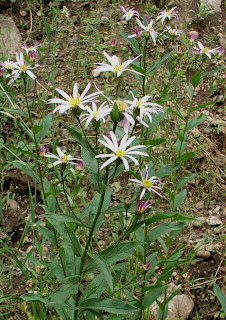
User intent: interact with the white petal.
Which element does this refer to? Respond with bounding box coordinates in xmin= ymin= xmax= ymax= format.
xmin=56 ymin=88 xmax=71 ymax=101
xmin=73 ymin=83 xmax=78 ymax=98
xmin=100 ymin=156 xmax=117 ymax=170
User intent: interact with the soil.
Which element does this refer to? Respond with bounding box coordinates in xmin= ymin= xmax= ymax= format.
xmin=0 ymin=0 xmax=225 ymax=319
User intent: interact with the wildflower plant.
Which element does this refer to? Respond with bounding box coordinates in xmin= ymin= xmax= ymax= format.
xmin=0 ymin=3 xmax=224 ymax=320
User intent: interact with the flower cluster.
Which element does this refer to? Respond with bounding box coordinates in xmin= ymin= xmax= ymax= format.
xmin=0 ymin=43 xmax=40 ymax=84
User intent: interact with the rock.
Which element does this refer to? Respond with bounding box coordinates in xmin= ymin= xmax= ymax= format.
xmin=6 ymin=199 xmax=20 ymax=210
xmin=192 ymin=128 xmax=201 ymax=137
xmin=222 ymin=207 xmax=226 ymax=217
xmin=193 ymin=217 xmax=206 ymax=227
xmin=213 ymin=206 xmax=221 ymax=213
xmin=150 ymin=294 xmax=194 ymax=320
xmin=196 ymin=250 xmax=211 ymax=258
xmin=20 ymin=10 xmax=27 ymax=17
xmin=196 ymin=200 xmax=204 ymax=210
xmin=207 ymin=216 xmax=222 ymax=226
xmin=0 ymin=16 xmax=22 ymax=56
xmin=218 ymin=33 xmax=226 ymax=48
xmin=203 ymin=0 xmax=221 ymax=12
xmin=167 ymin=295 xmax=194 ymax=320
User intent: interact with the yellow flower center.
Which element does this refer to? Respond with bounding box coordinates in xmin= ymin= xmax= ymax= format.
xmin=6 ymin=63 xmax=12 ymax=69
xmin=116 ymin=100 xmax=128 ymax=112
xmin=114 ymin=65 xmax=122 ymax=72
xmin=20 ymin=64 xmax=28 ymax=71
xmin=116 ymin=150 xmax=125 ymax=157
xmin=147 ymin=26 xmax=153 ymax=32
xmin=143 ymin=179 xmax=151 ymax=188
xmin=127 ymin=11 xmax=132 ymax=16
xmin=166 ymin=11 xmax=171 ymax=17
xmin=137 ymin=100 xmax=143 ymax=107
xmin=69 ymin=94 xmax=81 ymax=107
xmin=93 ymin=111 xmax=101 ymax=117
xmin=203 ymin=47 xmax=209 ymax=53
xmin=61 ymin=154 xmax=68 ymax=163
xmin=169 ymin=30 xmax=176 ymax=35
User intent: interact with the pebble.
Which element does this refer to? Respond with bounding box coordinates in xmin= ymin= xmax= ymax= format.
xmin=196 ymin=250 xmax=211 ymax=258
xmin=193 ymin=217 xmax=206 ymax=227
xmin=196 ymin=200 xmax=204 ymax=209
xmin=192 ymin=128 xmax=201 ymax=137
xmin=6 ymin=199 xmax=20 ymax=210
xmin=20 ymin=10 xmax=27 ymax=17
xmin=213 ymin=206 xmax=221 ymax=213
xmin=207 ymin=216 xmax=222 ymax=226
xmin=222 ymin=207 xmax=226 ymax=217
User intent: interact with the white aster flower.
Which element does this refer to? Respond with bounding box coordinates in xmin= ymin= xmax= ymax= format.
xmin=193 ymin=41 xmax=221 ymax=59
xmin=136 ymin=19 xmax=158 ymax=45
xmin=93 ymin=51 xmax=143 ymax=78
xmin=79 ymin=102 xmax=112 ymax=129
xmin=125 ymin=92 xmax=163 ymax=127
xmin=157 ymin=7 xmax=178 ymax=25
xmin=8 ymin=52 xmax=37 ymax=84
xmin=0 ymin=59 xmax=17 ymax=71
xmin=44 ymin=147 xmax=81 ymax=167
xmin=48 ymin=82 xmax=100 ymax=114
xmin=130 ymin=165 xmax=163 ymax=199
xmin=21 ymin=43 xmax=40 ymax=55
xmin=120 ymin=6 xmax=139 ymax=21
xmin=96 ymin=131 xmax=148 ymax=171
xmin=166 ymin=26 xmax=184 ymax=37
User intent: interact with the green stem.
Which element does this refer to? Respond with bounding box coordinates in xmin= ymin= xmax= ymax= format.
xmin=139 ymin=224 xmax=148 ymax=319
xmin=74 ymin=189 xmax=106 ymax=319
xmin=23 ymin=78 xmax=46 ymax=206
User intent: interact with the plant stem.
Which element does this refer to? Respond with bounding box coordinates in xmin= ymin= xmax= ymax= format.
xmin=139 ymin=224 xmax=148 ymax=320
xmin=74 ymin=188 xmax=106 ymax=319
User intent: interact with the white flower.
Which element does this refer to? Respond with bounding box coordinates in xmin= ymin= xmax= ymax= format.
xmin=0 ymin=59 xmax=17 ymax=71
xmin=93 ymin=51 xmax=143 ymax=78
xmin=130 ymin=165 xmax=163 ymax=199
xmin=21 ymin=43 xmax=40 ymax=55
xmin=193 ymin=41 xmax=220 ymax=59
xmin=157 ymin=7 xmax=178 ymax=25
xmin=120 ymin=6 xmax=139 ymax=21
xmin=48 ymin=82 xmax=100 ymax=114
xmin=44 ymin=147 xmax=81 ymax=166
xmin=8 ymin=52 xmax=37 ymax=84
xmin=166 ymin=26 xmax=184 ymax=37
xmin=125 ymin=92 xmax=163 ymax=127
xmin=136 ymin=19 xmax=158 ymax=45
xmin=96 ymin=131 xmax=148 ymax=171
xmin=79 ymin=102 xmax=112 ymax=129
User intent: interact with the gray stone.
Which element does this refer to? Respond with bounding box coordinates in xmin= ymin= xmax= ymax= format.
xmin=0 ymin=16 xmax=22 ymax=57
xmin=193 ymin=217 xmax=206 ymax=227
xmin=150 ymin=294 xmax=194 ymax=320
xmin=203 ymin=0 xmax=221 ymax=12
xmin=207 ymin=216 xmax=222 ymax=226
xmin=196 ymin=250 xmax=211 ymax=258
xmin=6 ymin=199 xmax=20 ymax=210
xmin=167 ymin=295 xmax=194 ymax=320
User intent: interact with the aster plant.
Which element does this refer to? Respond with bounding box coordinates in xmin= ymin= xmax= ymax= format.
xmin=0 ymin=3 xmax=224 ymax=320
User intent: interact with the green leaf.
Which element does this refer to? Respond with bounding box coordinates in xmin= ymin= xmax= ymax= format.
xmin=81 ymin=146 xmax=103 ymax=192
xmin=110 ymin=102 xmax=119 ymax=123
xmin=213 ymin=283 xmax=226 ymax=313
xmin=47 ymin=284 xmax=79 ymax=305
xmin=79 ymin=298 xmax=137 ymax=314
xmin=22 ymin=293 xmax=48 ymax=303
xmin=33 ymin=124 xmax=43 ymax=135
xmin=201 ymin=66 xmax=225 ymax=78
xmin=147 ymin=53 xmax=171 ymax=74
xmin=130 ymin=63 xmax=146 ymax=76
xmin=167 ymin=108 xmax=185 ymax=121
xmin=43 ymin=213 xmax=88 ymax=228
xmin=147 ymin=109 xmax=167 ymax=132
xmin=192 ymin=71 xmax=200 ymax=88
xmin=66 ymin=125 xmax=94 ymax=154
xmin=192 ymin=101 xmax=216 ymax=112
xmin=144 ymin=138 xmax=166 ymax=147
xmin=147 ymin=222 xmax=186 ymax=243
xmin=176 ymin=152 xmax=195 ymax=163
xmin=10 ymin=146 xmax=37 ymax=158
xmin=185 ymin=85 xmax=193 ymax=98
xmin=38 ymin=226 xmax=57 ymax=246
xmin=120 ymin=31 xmax=141 ymax=55
xmin=176 ymin=173 xmax=197 ymax=190
xmin=155 ymin=163 xmax=181 ymax=178
xmin=173 ymin=189 xmax=187 ymax=210
xmin=92 ymin=253 xmax=113 ymax=292
xmin=143 ymin=286 xmax=166 ymax=308
xmin=10 ymin=160 xmax=40 ymax=183
xmin=187 ymin=114 xmax=207 ymax=130
xmin=36 ymin=113 xmax=53 ymax=144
